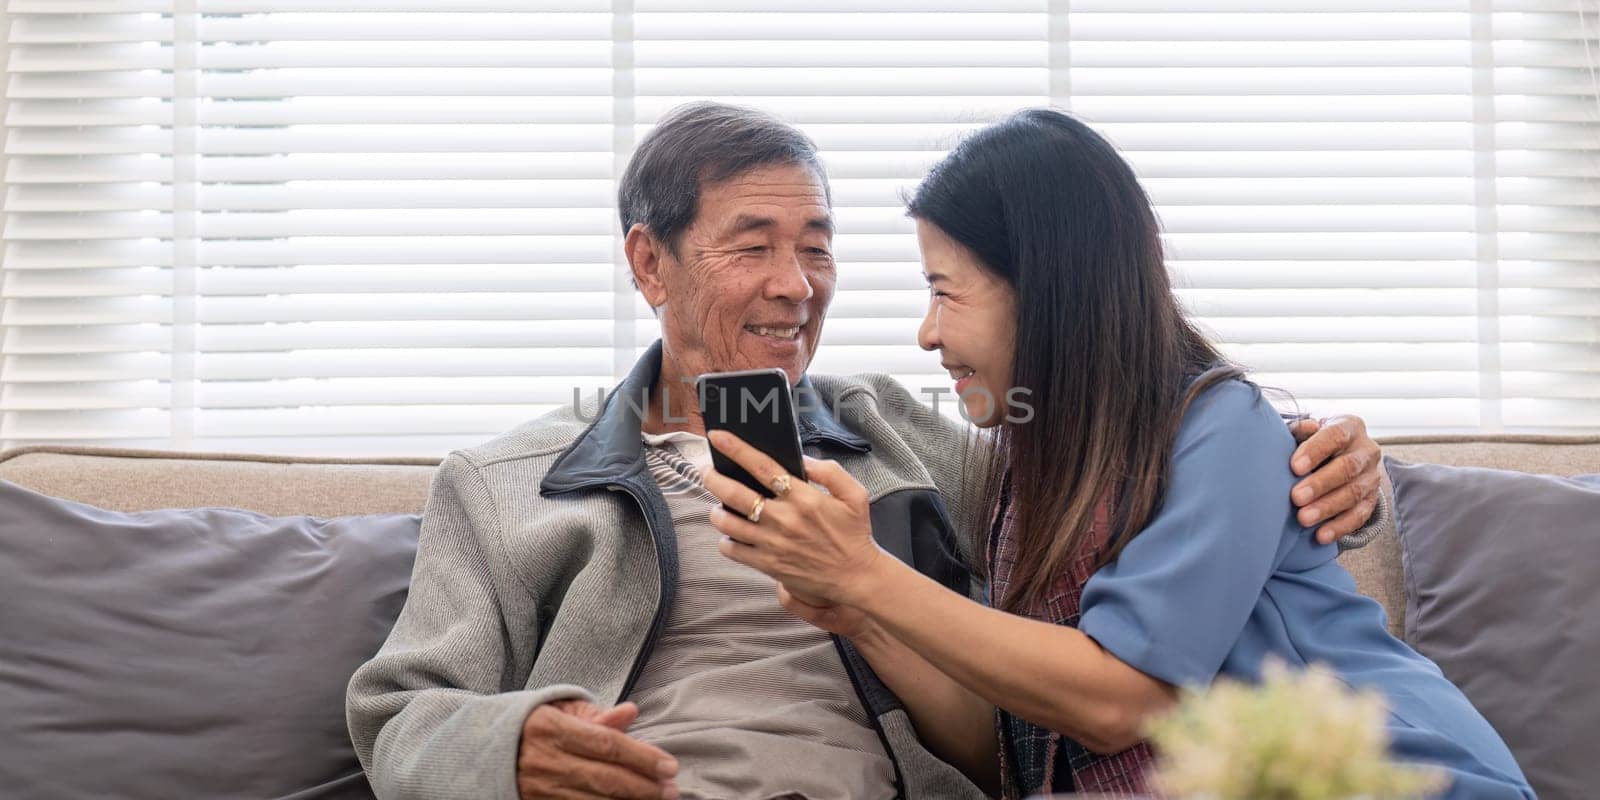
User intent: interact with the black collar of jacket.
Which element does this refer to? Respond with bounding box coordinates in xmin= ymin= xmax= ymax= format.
xmin=541 ymin=340 xmax=870 ymax=495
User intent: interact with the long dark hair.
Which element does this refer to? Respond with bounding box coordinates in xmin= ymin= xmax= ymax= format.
xmin=908 ymin=109 xmax=1245 ymax=614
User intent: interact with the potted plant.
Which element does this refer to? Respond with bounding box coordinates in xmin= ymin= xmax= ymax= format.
xmin=1145 ymin=660 xmax=1447 ymax=800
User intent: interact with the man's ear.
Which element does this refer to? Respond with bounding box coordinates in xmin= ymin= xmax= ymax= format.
xmin=624 ymin=224 xmax=670 ymax=309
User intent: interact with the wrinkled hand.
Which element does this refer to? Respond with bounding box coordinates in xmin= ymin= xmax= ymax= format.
xmin=517 ymin=700 xmax=679 ymax=800
xmin=1288 ymin=415 xmax=1383 ymax=545
xmin=703 ymin=429 xmax=887 ymax=607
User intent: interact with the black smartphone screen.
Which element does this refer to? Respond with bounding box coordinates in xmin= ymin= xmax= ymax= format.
xmin=696 ymin=368 xmax=807 ymax=500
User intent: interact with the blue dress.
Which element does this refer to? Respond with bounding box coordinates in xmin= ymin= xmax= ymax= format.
xmin=1076 ymin=380 xmax=1533 ymax=799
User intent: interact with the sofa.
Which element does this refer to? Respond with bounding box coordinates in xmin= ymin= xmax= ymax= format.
xmin=7 ymin=435 xmax=1596 ymax=634
xmin=1 ymin=434 xmax=1596 ymax=799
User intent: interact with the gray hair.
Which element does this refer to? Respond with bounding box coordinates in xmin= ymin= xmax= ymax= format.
xmin=618 ymin=102 xmax=830 ymax=255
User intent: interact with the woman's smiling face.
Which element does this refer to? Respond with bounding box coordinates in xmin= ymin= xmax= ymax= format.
xmin=914 ymin=218 xmax=1019 ymax=427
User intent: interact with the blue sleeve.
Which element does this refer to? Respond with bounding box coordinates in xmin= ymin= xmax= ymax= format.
xmin=1077 ymin=380 xmax=1310 ymax=688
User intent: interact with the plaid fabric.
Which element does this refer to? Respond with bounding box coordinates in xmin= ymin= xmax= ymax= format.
xmin=986 ymin=476 xmax=1157 ymax=798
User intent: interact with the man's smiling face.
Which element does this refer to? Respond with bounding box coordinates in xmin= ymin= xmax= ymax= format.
xmin=640 ymin=162 xmax=837 ymax=386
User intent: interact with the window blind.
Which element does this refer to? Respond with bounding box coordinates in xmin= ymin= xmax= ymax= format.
xmin=3 ymin=1 xmax=1596 ymax=455
xmin=1490 ymin=0 xmax=1600 ymax=431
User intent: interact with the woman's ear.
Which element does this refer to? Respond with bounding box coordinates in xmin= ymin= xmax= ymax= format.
xmin=624 ymin=224 xmax=670 ymax=308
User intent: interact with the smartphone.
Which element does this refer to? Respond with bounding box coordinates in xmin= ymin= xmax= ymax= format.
xmin=696 ymin=368 xmax=807 ymax=501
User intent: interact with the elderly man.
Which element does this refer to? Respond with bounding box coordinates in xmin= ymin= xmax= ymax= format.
xmin=347 ymin=102 xmax=1387 ymax=800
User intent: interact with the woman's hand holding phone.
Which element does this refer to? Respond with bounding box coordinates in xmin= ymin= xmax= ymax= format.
xmin=701 ymin=429 xmax=889 ymax=611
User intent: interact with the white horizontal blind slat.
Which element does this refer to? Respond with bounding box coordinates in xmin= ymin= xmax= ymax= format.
xmin=3 ymin=3 xmax=622 ymax=451
xmin=1492 ymin=1 xmax=1600 ymax=428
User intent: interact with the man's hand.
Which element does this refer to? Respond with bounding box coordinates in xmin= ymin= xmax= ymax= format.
xmin=517 ymin=700 xmax=679 ymax=800
xmin=1288 ymin=415 xmax=1383 ymax=545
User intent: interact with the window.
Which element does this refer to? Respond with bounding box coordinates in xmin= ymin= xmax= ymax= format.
xmin=3 ymin=1 xmax=1597 ymax=455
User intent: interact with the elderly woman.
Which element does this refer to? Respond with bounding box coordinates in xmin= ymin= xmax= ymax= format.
xmin=704 ymin=109 xmax=1532 ymax=799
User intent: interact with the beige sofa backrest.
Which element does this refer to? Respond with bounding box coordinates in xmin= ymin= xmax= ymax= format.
xmin=3 ymin=435 xmax=1597 ymax=638
xmin=1379 ymin=435 xmax=1600 ymax=475
xmin=3 ymin=436 xmax=1596 ymax=518
xmin=0 ymin=446 xmax=439 ymax=517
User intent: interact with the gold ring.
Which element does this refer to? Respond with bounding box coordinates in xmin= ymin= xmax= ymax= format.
xmin=747 ymin=496 xmax=766 ymax=524
xmin=770 ymin=474 xmax=792 ymax=497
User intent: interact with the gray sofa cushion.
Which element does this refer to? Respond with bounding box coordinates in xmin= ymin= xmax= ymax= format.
xmin=0 ymin=479 xmax=419 ymax=800
xmin=1388 ymin=458 xmax=1600 ymax=800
